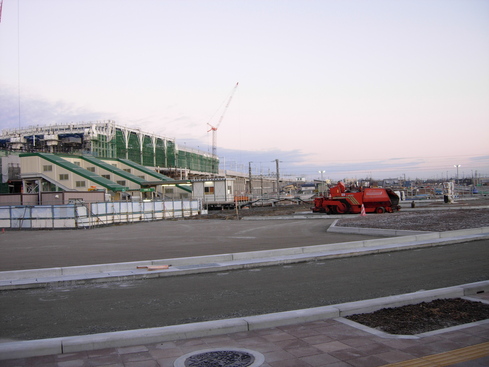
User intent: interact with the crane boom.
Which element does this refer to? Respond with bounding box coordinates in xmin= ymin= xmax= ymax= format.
xmin=207 ymin=82 xmax=239 ymax=159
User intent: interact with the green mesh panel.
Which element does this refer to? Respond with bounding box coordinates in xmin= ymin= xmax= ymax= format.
xmin=177 ymin=150 xmax=187 ymax=168
xmin=127 ymin=132 xmax=141 ymax=164
xmin=115 ymin=130 xmax=127 ymax=159
xmin=167 ymin=140 xmax=176 ymax=167
xmin=110 ymin=129 xmax=215 ymax=173
xmin=91 ymin=134 xmax=116 ymax=158
xmin=142 ymin=135 xmax=154 ymax=166
xmin=155 ymin=138 xmax=166 ymax=167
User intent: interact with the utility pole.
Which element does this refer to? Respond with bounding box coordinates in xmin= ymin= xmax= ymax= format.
xmin=470 ymin=170 xmax=475 ymax=196
xmin=454 ymin=164 xmax=461 ymax=185
xmin=274 ymin=159 xmax=280 ymax=200
xmin=248 ymin=162 xmax=253 ymax=197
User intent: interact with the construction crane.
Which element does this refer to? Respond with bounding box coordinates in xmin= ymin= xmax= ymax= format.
xmin=207 ymin=82 xmax=239 ymax=158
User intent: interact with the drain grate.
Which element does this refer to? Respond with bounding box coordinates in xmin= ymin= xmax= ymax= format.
xmin=174 ymin=348 xmax=264 ymax=367
xmin=185 ymin=350 xmax=253 ymax=366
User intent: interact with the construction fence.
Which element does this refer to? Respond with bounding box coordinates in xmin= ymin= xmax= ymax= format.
xmin=0 ymin=199 xmax=203 ymax=230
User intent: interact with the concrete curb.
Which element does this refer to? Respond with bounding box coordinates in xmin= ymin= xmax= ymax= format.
xmin=1 ymin=226 xmax=488 ymax=290
xmin=1 ymin=280 xmax=488 ymax=360
xmin=327 ymin=219 xmax=428 ymax=236
xmin=241 ymin=214 xmax=356 ymax=220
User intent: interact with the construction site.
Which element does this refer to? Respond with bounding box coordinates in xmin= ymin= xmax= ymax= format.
xmin=0 ymin=115 xmax=487 ymax=229
xmin=0 ymin=119 xmax=286 ymax=228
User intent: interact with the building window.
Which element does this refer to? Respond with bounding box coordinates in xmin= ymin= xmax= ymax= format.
xmin=87 ymin=167 xmax=95 ymax=172
xmin=59 ymin=174 xmax=69 ymax=180
xmin=74 ymin=162 xmax=81 ymax=166
xmin=101 ymin=174 xmax=111 ymax=180
xmin=116 ymin=180 xmax=126 ymax=186
xmin=75 ymin=181 xmax=86 ymax=188
xmin=43 ymin=165 xmax=52 ymax=172
xmin=204 ymin=186 xmax=215 ymax=194
xmin=123 ymin=168 xmax=131 ymax=173
xmin=138 ymin=175 xmax=144 ymax=179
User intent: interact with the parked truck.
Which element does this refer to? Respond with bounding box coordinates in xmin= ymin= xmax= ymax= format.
xmin=312 ymin=181 xmax=401 ymax=214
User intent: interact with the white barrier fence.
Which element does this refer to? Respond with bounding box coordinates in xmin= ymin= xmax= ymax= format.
xmin=0 ymin=200 xmax=202 ymax=229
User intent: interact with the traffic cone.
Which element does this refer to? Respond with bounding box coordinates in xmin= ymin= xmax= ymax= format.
xmin=360 ymin=204 xmax=366 ymax=216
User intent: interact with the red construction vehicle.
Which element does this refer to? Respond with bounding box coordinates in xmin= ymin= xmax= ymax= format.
xmin=312 ymin=181 xmax=401 ymax=214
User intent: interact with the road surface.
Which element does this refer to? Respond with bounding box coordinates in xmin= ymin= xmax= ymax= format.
xmin=1 ymin=240 xmax=488 ymax=341
xmin=0 ymin=219 xmax=375 ymax=271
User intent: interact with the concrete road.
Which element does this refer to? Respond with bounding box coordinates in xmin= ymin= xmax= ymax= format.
xmin=1 ymin=240 xmax=488 ymax=341
xmin=0 ymin=219 xmax=377 ymax=271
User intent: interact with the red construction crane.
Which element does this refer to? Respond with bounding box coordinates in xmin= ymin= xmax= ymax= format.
xmin=207 ymin=82 xmax=239 ymax=158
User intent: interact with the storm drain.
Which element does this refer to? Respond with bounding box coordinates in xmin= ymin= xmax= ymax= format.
xmin=173 ymin=348 xmax=265 ymax=367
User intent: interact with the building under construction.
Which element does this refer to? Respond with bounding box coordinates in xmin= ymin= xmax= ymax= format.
xmin=0 ymin=121 xmax=280 ymax=205
xmin=0 ymin=120 xmax=218 ymax=177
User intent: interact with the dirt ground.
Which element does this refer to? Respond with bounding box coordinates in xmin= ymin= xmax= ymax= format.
xmin=194 ymin=201 xmax=313 ymax=220
xmin=198 ymin=197 xmax=489 ymax=232
xmin=335 ymin=208 xmax=489 ymax=232
xmin=346 ymin=298 xmax=489 ymax=335
xmin=197 ymin=198 xmax=489 ymax=335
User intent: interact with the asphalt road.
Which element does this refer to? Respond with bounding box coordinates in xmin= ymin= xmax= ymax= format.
xmin=0 ymin=219 xmax=375 ymax=271
xmin=1 ymin=240 xmax=488 ymax=341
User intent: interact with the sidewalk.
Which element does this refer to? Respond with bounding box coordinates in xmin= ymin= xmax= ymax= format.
xmin=2 ymin=292 xmax=488 ymax=367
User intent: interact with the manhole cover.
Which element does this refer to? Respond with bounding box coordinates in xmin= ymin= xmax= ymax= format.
xmin=174 ymin=348 xmax=264 ymax=367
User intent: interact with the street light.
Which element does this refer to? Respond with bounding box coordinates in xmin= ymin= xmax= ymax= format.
xmin=454 ymin=164 xmax=461 ymax=184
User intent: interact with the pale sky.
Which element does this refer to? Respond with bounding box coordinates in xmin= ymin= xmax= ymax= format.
xmin=1 ymin=0 xmax=488 ymax=181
